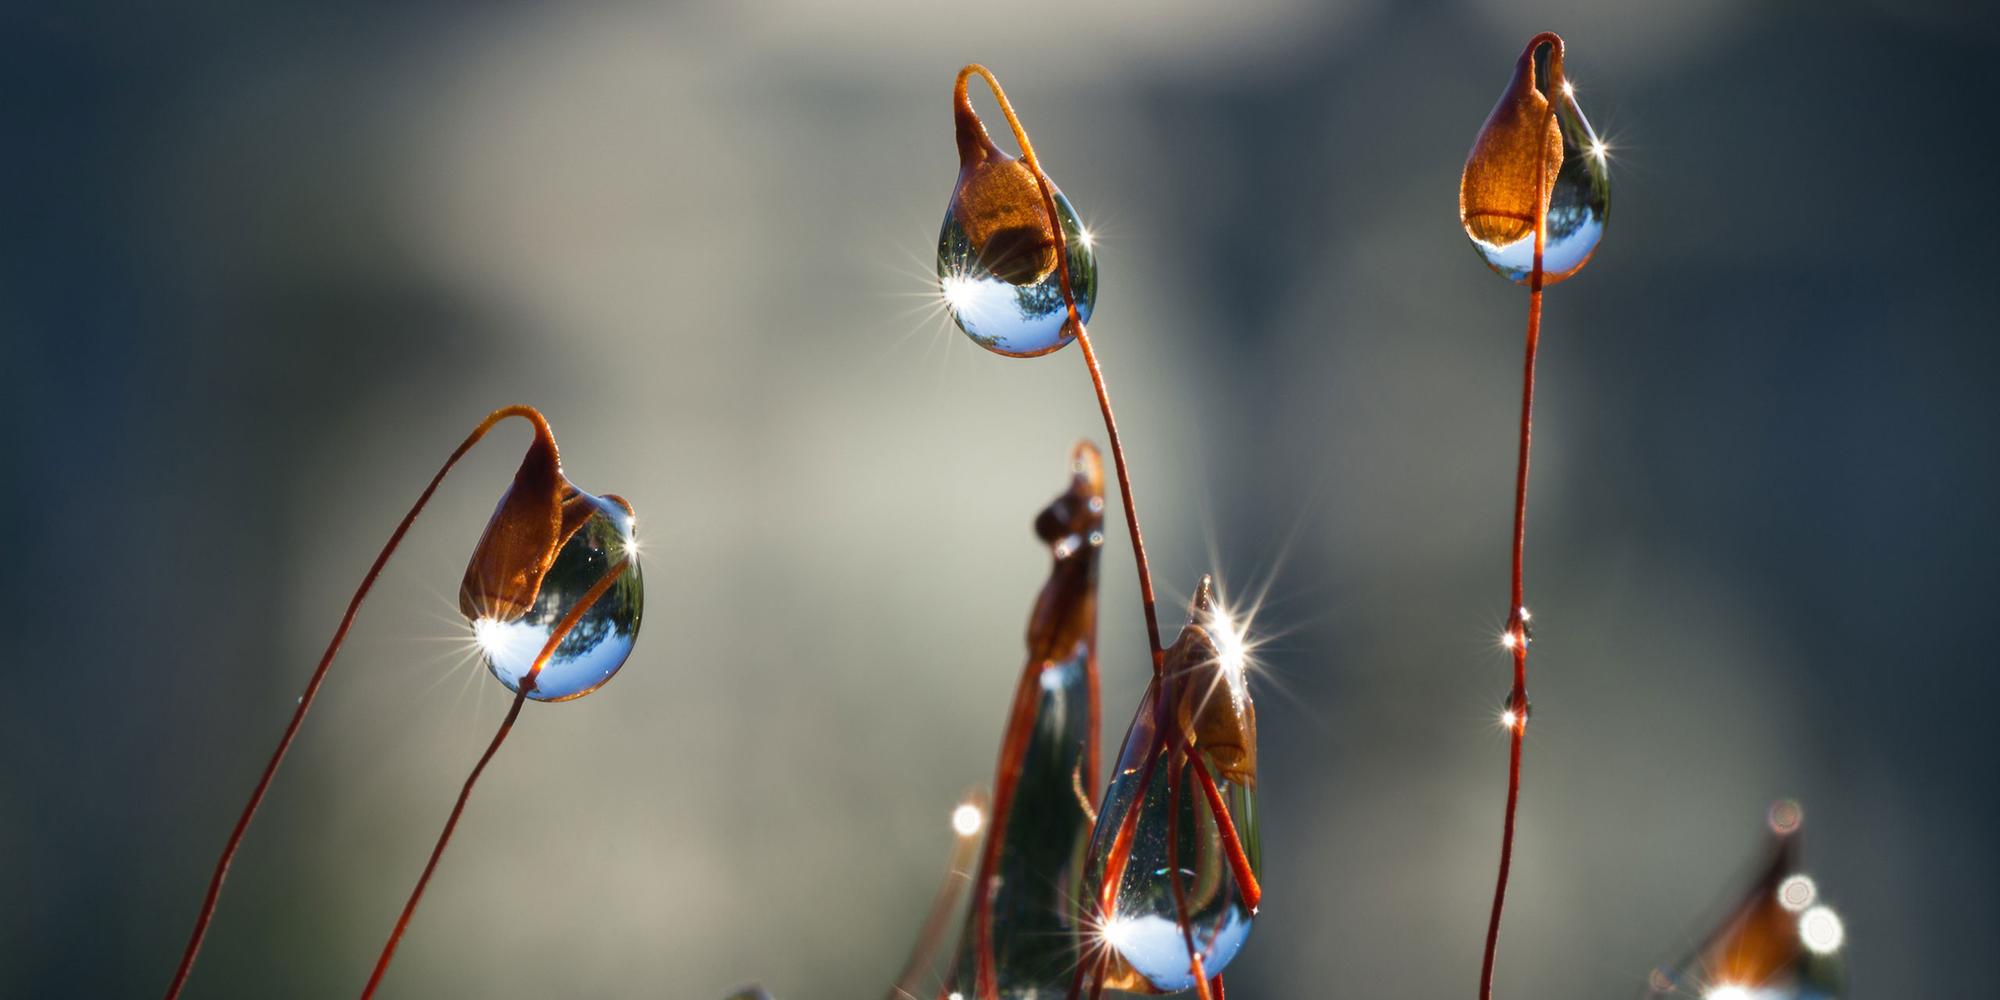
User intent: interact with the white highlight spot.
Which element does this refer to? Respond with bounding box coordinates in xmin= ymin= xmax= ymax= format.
xmin=951 ymin=802 xmax=984 ymax=838
xmin=472 ymin=617 xmax=506 ymax=656
xmin=940 ymin=273 xmax=978 ymax=313
xmin=1799 ymin=905 xmax=1845 ymax=954
xmin=1208 ymin=602 xmax=1250 ymax=707
xmin=1778 ymin=874 xmax=1817 ymax=912
xmin=1100 ymin=914 xmax=1138 ymax=953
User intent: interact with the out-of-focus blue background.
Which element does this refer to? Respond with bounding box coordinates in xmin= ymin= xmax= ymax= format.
xmin=5 ymin=1 xmax=1994 ymax=996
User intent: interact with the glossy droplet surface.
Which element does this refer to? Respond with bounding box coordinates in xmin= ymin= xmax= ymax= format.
xmin=472 ymin=492 xmax=643 ymax=701
xmin=1645 ymin=820 xmax=1845 ymax=1000
xmin=1079 ymin=582 xmax=1259 ymax=993
xmin=1461 ymin=38 xmax=1609 ymax=285
xmin=938 ymin=189 xmax=1098 ymax=357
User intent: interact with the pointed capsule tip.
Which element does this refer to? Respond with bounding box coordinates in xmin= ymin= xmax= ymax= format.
xmin=1190 ymin=575 xmax=1216 ymax=618
xmin=953 ymin=66 xmax=1003 ymax=168
xmin=948 ymin=64 xmax=1061 ymax=287
xmin=1069 ymin=440 xmax=1105 ymax=494
xmin=458 ymin=432 xmax=569 ymax=623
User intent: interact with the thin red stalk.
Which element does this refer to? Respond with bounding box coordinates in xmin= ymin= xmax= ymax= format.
xmin=359 ymin=688 xmax=525 ymax=997
xmin=1189 ymin=955 xmax=1214 ymax=1000
xmin=1069 ymin=329 xmax=1164 ymax=671
xmin=358 ymin=556 xmax=629 ymax=999
xmin=161 ymin=406 xmax=552 ymax=1000
xmin=956 ymin=65 xmax=1165 ymax=670
xmin=971 ymin=663 xmax=1057 ymax=998
xmin=1165 ymin=743 xmax=1212 ymax=1000
xmin=954 ymin=69 xmax=1247 ymax=1000
xmin=893 ymin=795 xmax=985 ymax=1000
xmin=1183 ymin=743 xmax=1260 ymax=910
xmin=1093 ymin=687 xmax=1168 ymax=918
xmin=1476 ymin=110 xmax=1550 ymax=1000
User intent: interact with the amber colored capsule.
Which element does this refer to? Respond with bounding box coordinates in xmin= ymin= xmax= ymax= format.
xmin=1460 ymin=34 xmax=1567 ymax=249
xmin=952 ymin=80 xmax=1060 ymax=286
xmin=1026 ymin=441 xmax=1105 ymax=662
xmin=1173 ymin=578 xmax=1257 ymax=788
xmin=457 ymin=425 xmax=568 ymax=623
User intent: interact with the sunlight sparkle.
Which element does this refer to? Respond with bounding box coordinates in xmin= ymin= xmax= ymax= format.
xmin=1799 ymin=905 xmax=1844 ymax=954
xmin=940 ymin=273 xmax=978 ymax=314
xmin=1778 ymin=874 xmax=1817 ymax=912
xmin=951 ymin=802 xmax=985 ymax=838
xmin=472 ymin=617 xmax=506 ymax=657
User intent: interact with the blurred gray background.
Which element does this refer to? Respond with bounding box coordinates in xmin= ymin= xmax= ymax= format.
xmin=5 ymin=0 xmax=1995 ymax=996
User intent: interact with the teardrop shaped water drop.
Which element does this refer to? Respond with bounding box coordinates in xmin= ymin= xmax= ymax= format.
xmin=939 ymin=71 xmax=1098 ymax=358
xmin=470 ymin=490 xmax=644 ymax=702
xmin=1645 ymin=804 xmax=1846 ymax=1000
xmin=939 ymin=186 xmax=1097 ymax=357
xmin=1077 ymin=579 xmax=1259 ymax=994
xmin=1460 ymin=35 xmax=1609 ymax=286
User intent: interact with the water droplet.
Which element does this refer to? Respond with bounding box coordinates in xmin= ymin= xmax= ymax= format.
xmin=1644 ymin=814 xmax=1844 ymax=999
xmin=471 ymin=491 xmax=643 ymax=702
xmin=940 ymin=76 xmax=1098 ymax=357
xmin=939 ymin=189 xmax=1097 ymax=357
xmin=1460 ymin=35 xmax=1608 ymax=286
xmin=1078 ymin=579 xmax=1259 ymax=993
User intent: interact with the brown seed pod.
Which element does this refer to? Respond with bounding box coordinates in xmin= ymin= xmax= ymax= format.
xmin=457 ymin=422 xmax=570 ymax=623
xmin=952 ymin=69 xmax=1060 ymax=286
xmin=1172 ymin=577 xmax=1258 ymax=788
xmin=1460 ymin=33 xmax=1567 ymax=249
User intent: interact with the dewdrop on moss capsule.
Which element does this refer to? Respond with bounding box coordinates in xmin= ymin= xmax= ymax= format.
xmin=938 ymin=67 xmax=1099 ymax=357
xmin=1079 ymin=578 xmax=1260 ymax=993
xmin=460 ymin=430 xmax=644 ymax=702
xmin=1460 ymin=33 xmax=1609 ymax=285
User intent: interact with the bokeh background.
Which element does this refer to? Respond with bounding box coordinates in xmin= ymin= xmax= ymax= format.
xmin=6 ymin=0 xmax=1995 ymax=996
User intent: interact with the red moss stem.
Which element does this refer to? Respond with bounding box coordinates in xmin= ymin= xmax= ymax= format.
xmin=358 ymin=556 xmax=629 ymax=999
xmin=161 ymin=406 xmax=554 ymax=1000
xmin=1476 ymin=112 xmax=1549 ymax=1000
xmin=956 ymin=64 xmax=1166 ymax=672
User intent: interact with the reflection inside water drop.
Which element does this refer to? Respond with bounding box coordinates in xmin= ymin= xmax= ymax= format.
xmin=938 ymin=190 xmax=1098 ymax=357
xmin=1465 ymin=49 xmax=1610 ymax=285
xmin=472 ymin=492 xmax=643 ymax=702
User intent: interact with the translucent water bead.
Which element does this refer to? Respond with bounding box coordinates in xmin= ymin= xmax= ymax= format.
xmin=1460 ymin=34 xmax=1609 ymax=286
xmin=1079 ymin=579 xmax=1260 ymax=993
xmin=941 ymin=71 xmax=1099 ymax=357
xmin=938 ymin=189 xmax=1097 ymax=357
xmin=471 ymin=491 xmax=644 ymax=701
